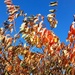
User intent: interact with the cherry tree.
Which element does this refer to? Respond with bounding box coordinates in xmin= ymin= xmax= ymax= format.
xmin=0 ymin=0 xmax=75 ymax=75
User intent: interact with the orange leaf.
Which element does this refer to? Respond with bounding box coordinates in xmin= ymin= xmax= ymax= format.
xmin=7 ymin=65 xmax=13 ymax=72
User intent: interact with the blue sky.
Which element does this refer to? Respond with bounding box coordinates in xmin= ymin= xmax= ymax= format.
xmin=0 ymin=0 xmax=75 ymax=45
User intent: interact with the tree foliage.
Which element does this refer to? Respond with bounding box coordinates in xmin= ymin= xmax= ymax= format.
xmin=0 ymin=0 xmax=75 ymax=75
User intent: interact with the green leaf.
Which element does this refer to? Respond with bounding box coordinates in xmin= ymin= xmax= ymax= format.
xmin=5 ymin=72 xmax=9 ymax=75
xmin=22 ymin=34 xmax=26 ymax=38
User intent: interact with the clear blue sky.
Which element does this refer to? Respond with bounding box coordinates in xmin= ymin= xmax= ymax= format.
xmin=0 ymin=0 xmax=75 ymax=45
